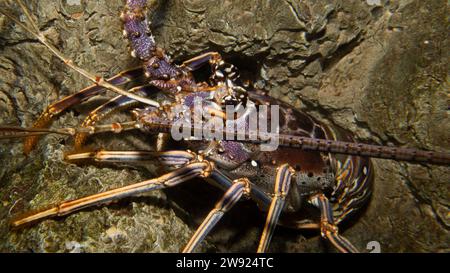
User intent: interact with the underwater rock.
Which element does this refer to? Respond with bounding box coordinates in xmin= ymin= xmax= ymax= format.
xmin=0 ymin=0 xmax=448 ymax=252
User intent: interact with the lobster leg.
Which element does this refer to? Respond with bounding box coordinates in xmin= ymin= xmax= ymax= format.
xmin=11 ymin=151 xmax=212 ymax=228
xmin=65 ymin=150 xmax=194 ymax=167
xmin=1 ymin=2 xmax=159 ymax=107
xmin=74 ymin=85 xmax=158 ymax=148
xmin=181 ymin=52 xmax=223 ymax=72
xmin=257 ymin=164 xmax=296 ymax=253
xmin=182 ymin=178 xmax=251 ymax=253
xmin=184 ymin=51 xmax=240 ymax=84
xmin=63 ymin=150 xmax=264 ymax=253
xmin=61 ymin=151 xmax=270 ymax=252
xmin=23 ymin=67 xmax=144 ymax=154
xmin=208 ymin=169 xmax=273 ymax=212
xmin=310 ymin=194 xmax=359 ymax=253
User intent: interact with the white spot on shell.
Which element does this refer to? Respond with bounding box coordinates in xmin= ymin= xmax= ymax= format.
xmin=251 ymin=160 xmax=258 ymax=167
xmin=363 ymin=166 xmax=368 ymax=175
xmin=215 ymin=71 xmax=224 ymax=78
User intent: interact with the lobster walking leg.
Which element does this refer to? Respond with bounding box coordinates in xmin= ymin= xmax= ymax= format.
xmin=0 ymin=2 xmax=159 ymax=107
xmin=181 ymin=52 xmax=223 ymax=72
xmin=182 ymin=178 xmax=251 ymax=253
xmin=63 ymin=151 xmax=269 ymax=253
xmin=185 ymin=52 xmax=241 ymax=85
xmin=208 ymin=170 xmax=273 ymax=212
xmin=310 ymin=194 xmax=359 ymax=253
xmin=11 ymin=154 xmax=212 ymax=228
xmin=65 ymin=150 xmax=194 ymax=167
xmin=74 ymin=85 xmax=158 ymax=148
xmin=23 ymin=67 xmax=144 ymax=154
xmin=257 ymin=164 xmax=295 ymax=253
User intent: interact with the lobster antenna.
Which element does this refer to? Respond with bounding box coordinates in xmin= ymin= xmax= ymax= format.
xmin=0 ymin=127 xmax=72 ymax=139
xmin=140 ymin=121 xmax=450 ymax=165
xmin=1 ymin=120 xmax=449 ymax=165
xmin=0 ymin=1 xmax=160 ymax=107
xmin=0 ymin=121 xmax=139 ymax=140
xmin=16 ymin=0 xmax=39 ymax=34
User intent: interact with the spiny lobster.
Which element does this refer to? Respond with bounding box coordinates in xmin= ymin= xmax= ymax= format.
xmin=0 ymin=0 xmax=448 ymax=253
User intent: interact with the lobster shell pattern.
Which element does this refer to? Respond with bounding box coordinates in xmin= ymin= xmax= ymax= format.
xmin=247 ymin=91 xmax=373 ymax=224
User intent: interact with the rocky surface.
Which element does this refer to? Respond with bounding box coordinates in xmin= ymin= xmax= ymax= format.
xmin=0 ymin=0 xmax=448 ymax=252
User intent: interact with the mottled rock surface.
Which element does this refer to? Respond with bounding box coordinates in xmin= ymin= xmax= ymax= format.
xmin=0 ymin=0 xmax=448 ymax=252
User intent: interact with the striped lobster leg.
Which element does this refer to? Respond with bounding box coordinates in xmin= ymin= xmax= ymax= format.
xmin=310 ymin=193 xmax=359 ymax=253
xmin=257 ymin=164 xmax=296 ymax=253
xmin=181 ymin=52 xmax=223 ymax=72
xmin=181 ymin=52 xmax=240 ymax=84
xmin=64 ymin=150 xmax=195 ymax=166
xmin=182 ymin=178 xmax=251 ymax=253
xmin=23 ymin=67 xmax=143 ymax=154
xmin=73 ymin=85 xmax=158 ymax=149
xmin=10 ymin=150 xmax=210 ymax=228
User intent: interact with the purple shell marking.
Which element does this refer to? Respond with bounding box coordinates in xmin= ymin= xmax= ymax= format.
xmin=183 ymin=92 xmax=213 ymax=108
xmin=220 ymin=141 xmax=250 ymax=163
xmin=144 ymin=56 xmax=180 ymax=79
xmin=123 ymin=0 xmax=155 ymax=60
